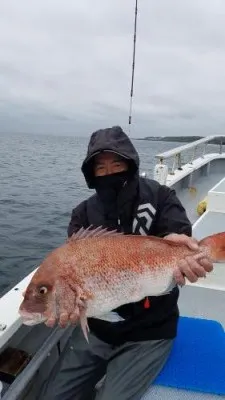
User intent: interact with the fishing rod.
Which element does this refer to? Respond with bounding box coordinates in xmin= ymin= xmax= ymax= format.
xmin=128 ymin=0 xmax=138 ymax=134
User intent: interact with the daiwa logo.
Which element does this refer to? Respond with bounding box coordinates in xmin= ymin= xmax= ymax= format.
xmin=132 ymin=203 xmax=156 ymax=235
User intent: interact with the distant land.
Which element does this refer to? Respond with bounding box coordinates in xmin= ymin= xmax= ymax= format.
xmin=135 ymin=136 xmax=225 ymax=144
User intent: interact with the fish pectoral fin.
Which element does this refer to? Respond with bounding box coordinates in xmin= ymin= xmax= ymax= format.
xmin=80 ymin=309 xmax=89 ymax=343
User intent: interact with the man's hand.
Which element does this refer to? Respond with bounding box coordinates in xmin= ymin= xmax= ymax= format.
xmin=164 ymin=233 xmax=214 ymax=286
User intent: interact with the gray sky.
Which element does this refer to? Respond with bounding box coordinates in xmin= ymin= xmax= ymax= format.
xmin=1 ymin=0 xmax=225 ymax=137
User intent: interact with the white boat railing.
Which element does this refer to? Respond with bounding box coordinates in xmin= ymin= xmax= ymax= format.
xmin=155 ymin=135 xmax=225 ymax=175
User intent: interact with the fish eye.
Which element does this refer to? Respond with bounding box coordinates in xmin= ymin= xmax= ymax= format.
xmin=39 ymin=286 xmax=48 ymax=295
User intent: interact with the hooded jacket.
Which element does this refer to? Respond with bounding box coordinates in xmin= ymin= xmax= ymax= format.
xmin=81 ymin=125 xmax=139 ymax=188
xmin=68 ymin=126 xmax=192 ymax=345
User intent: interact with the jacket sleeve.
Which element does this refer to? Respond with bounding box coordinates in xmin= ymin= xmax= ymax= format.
xmin=153 ymin=185 xmax=192 ymax=238
xmin=67 ymin=200 xmax=88 ymax=237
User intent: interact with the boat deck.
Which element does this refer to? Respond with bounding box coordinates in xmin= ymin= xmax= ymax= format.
xmin=143 ymin=385 xmax=222 ymax=400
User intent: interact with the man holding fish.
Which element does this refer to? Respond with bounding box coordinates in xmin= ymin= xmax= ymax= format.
xmin=26 ymin=126 xmax=215 ymax=400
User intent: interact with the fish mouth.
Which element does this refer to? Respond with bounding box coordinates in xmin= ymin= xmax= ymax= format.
xmin=19 ymin=310 xmax=47 ymax=326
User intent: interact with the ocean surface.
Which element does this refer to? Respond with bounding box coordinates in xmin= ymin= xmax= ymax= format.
xmin=0 ymin=132 xmax=214 ymax=296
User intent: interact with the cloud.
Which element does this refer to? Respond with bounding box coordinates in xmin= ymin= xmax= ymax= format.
xmin=1 ymin=0 xmax=225 ymax=136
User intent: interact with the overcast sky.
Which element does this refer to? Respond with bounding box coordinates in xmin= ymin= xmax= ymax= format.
xmin=1 ymin=0 xmax=225 ymax=137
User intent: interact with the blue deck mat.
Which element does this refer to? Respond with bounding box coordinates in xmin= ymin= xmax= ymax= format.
xmin=154 ymin=316 xmax=225 ymax=395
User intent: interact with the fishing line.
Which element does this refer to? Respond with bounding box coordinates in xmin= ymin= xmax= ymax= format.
xmin=128 ymin=0 xmax=138 ymax=135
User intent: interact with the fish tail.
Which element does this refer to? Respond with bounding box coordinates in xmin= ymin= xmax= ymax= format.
xmin=199 ymin=231 xmax=225 ymax=262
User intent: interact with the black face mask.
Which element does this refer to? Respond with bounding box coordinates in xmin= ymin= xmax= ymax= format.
xmin=94 ymin=171 xmax=129 ymax=195
xmin=93 ymin=171 xmax=129 ymax=220
xmin=93 ymin=171 xmax=130 ymax=229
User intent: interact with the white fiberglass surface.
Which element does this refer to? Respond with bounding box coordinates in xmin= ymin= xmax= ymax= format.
xmin=176 ymin=171 xmax=225 ymax=224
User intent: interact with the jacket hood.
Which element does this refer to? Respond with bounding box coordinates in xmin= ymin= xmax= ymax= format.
xmin=81 ymin=126 xmax=140 ymax=188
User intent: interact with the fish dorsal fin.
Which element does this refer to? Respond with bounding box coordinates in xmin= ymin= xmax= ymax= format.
xmin=68 ymin=225 xmax=123 ymax=242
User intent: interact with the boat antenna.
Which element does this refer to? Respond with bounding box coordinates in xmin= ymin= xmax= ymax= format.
xmin=128 ymin=0 xmax=138 ymax=134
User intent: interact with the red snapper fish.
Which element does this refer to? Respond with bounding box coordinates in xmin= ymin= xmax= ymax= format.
xmin=19 ymin=227 xmax=225 ymax=340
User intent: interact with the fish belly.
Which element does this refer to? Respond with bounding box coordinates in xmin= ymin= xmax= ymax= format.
xmin=85 ymin=266 xmax=174 ymax=318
